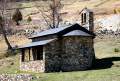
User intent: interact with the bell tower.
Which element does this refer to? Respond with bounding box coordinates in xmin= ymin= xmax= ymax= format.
xmin=81 ymin=7 xmax=94 ymax=32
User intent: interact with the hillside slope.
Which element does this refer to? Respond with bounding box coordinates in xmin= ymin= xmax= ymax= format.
xmin=17 ymin=0 xmax=120 ymax=31
xmin=19 ymin=0 xmax=120 ymax=17
xmin=1 ymin=0 xmax=120 ymax=38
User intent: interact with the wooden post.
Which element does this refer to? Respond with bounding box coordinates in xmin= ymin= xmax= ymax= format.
xmin=43 ymin=46 xmax=45 ymax=72
xmin=21 ymin=49 xmax=25 ymax=62
xmin=29 ymin=48 xmax=31 ymax=61
xmin=30 ymin=48 xmax=33 ymax=61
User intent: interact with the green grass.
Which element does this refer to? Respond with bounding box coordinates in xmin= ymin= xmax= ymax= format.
xmin=0 ymin=55 xmax=19 ymax=74
xmin=0 ymin=37 xmax=120 ymax=81
xmin=95 ymin=38 xmax=120 ymax=58
xmin=30 ymin=68 xmax=120 ymax=81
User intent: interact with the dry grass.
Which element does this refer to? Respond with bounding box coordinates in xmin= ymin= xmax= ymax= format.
xmin=0 ymin=35 xmax=30 ymax=58
xmin=15 ymin=0 xmax=120 ymax=23
xmin=0 ymin=35 xmax=120 ymax=81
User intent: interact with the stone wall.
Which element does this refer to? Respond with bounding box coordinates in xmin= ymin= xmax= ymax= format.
xmin=20 ymin=60 xmax=45 ymax=72
xmin=61 ymin=36 xmax=95 ymax=71
xmin=20 ymin=36 xmax=95 ymax=73
xmin=44 ymin=36 xmax=95 ymax=72
xmin=44 ymin=39 xmax=62 ymax=72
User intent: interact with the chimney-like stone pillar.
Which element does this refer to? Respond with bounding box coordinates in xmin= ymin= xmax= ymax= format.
xmin=80 ymin=8 xmax=94 ymax=32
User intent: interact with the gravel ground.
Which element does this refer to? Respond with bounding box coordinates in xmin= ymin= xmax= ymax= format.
xmin=0 ymin=74 xmax=33 ymax=81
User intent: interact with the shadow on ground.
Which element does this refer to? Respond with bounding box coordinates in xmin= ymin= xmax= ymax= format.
xmin=92 ymin=57 xmax=120 ymax=70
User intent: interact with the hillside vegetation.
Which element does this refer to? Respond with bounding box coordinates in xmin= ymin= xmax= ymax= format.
xmin=18 ymin=0 xmax=120 ymax=18
xmin=14 ymin=0 xmax=120 ymax=31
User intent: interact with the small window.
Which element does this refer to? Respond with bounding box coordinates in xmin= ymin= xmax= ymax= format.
xmin=83 ymin=13 xmax=86 ymax=23
xmin=81 ymin=13 xmax=87 ymax=25
xmin=81 ymin=13 xmax=84 ymax=24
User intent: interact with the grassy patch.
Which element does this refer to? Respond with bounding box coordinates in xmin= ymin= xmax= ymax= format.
xmin=0 ymin=37 xmax=120 ymax=81
xmin=0 ymin=55 xmax=19 ymax=74
xmin=29 ymin=67 xmax=120 ymax=81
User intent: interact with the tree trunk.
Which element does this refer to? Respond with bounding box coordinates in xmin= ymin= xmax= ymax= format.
xmin=0 ymin=24 xmax=12 ymax=50
xmin=52 ymin=0 xmax=56 ymax=28
xmin=52 ymin=8 xmax=55 ymax=28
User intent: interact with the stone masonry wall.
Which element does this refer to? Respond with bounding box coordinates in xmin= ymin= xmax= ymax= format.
xmin=20 ymin=60 xmax=45 ymax=72
xmin=61 ymin=36 xmax=95 ymax=71
xmin=20 ymin=36 xmax=95 ymax=73
xmin=44 ymin=39 xmax=62 ymax=72
xmin=45 ymin=36 xmax=95 ymax=72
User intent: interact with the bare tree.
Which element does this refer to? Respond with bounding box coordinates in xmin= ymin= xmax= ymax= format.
xmin=35 ymin=0 xmax=63 ymax=29
xmin=0 ymin=0 xmax=13 ymax=50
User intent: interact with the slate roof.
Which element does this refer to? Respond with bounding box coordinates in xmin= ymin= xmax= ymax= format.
xmin=64 ymin=30 xmax=91 ymax=36
xmin=30 ymin=23 xmax=95 ymax=39
xmin=29 ymin=24 xmax=73 ymax=38
xmin=80 ymin=7 xmax=93 ymax=14
xmin=19 ymin=39 xmax=56 ymax=49
xmin=20 ymin=23 xmax=96 ymax=49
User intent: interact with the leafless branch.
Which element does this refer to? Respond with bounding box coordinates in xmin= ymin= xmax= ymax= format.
xmin=0 ymin=0 xmax=15 ymax=50
xmin=34 ymin=0 xmax=63 ymax=29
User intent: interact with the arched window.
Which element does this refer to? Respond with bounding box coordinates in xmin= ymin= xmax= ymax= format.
xmin=81 ymin=13 xmax=87 ymax=25
xmin=83 ymin=13 xmax=86 ymax=23
xmin=81 ymin=13 xmax=84 ymax=24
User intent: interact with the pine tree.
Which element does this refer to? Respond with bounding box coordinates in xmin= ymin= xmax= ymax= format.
xmin=27 ymin=16 xmax=32 ymax=22
xmin=12 ymin=8 xmax=23 ymax=25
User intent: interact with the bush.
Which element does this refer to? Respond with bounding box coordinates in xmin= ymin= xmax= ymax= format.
xmin=5 ymin=49 xmax=20 ymax=57
xmin=114 ymin=48 xmax=119 ymax=52
xmin=27 ymin=16 xmax=32 ymax=22
xmin=12 ymin=9 xmax=22 ymax=25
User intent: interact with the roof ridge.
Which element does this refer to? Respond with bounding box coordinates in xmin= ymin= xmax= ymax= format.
xmin=29 ymin=23 xmax=95 ymax=39
xmin=29 ymin=24 xmax=77 ymax=38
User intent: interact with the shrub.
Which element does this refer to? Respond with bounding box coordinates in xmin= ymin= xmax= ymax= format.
xmin=12 ymin=9 xmax=23 ymax=25
xmin=27 ymin=16 xmax=32 ymax=22
xmin=5 ymin=49 xmax=20 ymax=57
xmin=114 ymin=48 xmax=119 ymax=53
